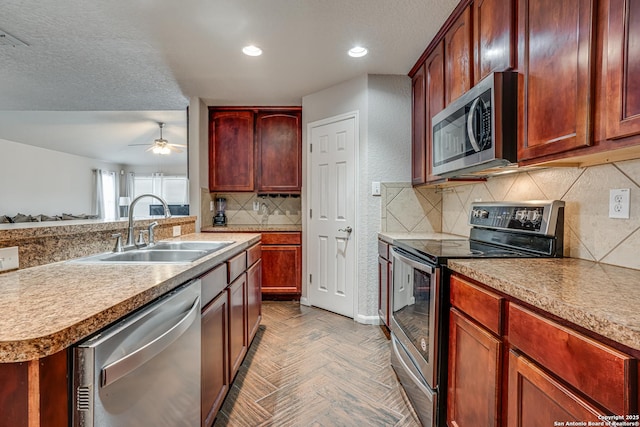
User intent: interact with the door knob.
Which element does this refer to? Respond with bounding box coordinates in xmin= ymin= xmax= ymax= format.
xmin=338 ymin=226 xmax=353 ymax=234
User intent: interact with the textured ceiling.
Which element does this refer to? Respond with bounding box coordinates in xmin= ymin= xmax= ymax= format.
xmin=0 ymin=0 xmax=458 ymax=163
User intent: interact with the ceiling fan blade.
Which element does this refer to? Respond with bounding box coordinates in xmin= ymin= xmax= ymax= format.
xmin=128 ymin=143 xmax=152 ymax=147
xmin=167 ymin=144 xmax=183 ymax=153
xmin=169 ymin=143 xmax=187 ymax=148
xmin=145 ymin=145 xmax=156 ymax=152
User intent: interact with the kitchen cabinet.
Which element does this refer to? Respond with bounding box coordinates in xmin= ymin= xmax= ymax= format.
xmin=227 ymin=253 xmax=248 ymax=381
xmin=256 ymin=112 xmax=302 ymax=193
xmin=209 ymin=111 xmax=255 ymax=192
xmin=445 ymin=5 xmax=473 ymax=105
xmin=447 ymin=275 xmax=503 ymax=427
xmin=605 ymin=0 xmax=640 ymax=141
xmin=425 ymin=42 xmax=446 ymax=183
xmin=246 ymin=243 xmax=262 ymax=342
xmin=377 ymin=239 xmax=391 ymax=328
xmin=411 ymin=63 xmax=427 ymax=185
xmin=473 ymin=0 xmax=515 ymax=83
xmin=448 ymin=272 xmax=638 ymax=424
xmin=516 ymin=0 xmax=596 ymax=161
xmin=209 ymin=107 xmax=302 ymax=194
xmin=508 ymin=303 xmax=635 ymax=417
xmin=201 ymin=289 xmax=228 ymax=427
xmin=261 ymin=232 xmax=302 ymax=297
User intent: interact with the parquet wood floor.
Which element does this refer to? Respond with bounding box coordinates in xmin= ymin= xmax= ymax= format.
xmin=213 ymin=301 xmax=422 ymax=427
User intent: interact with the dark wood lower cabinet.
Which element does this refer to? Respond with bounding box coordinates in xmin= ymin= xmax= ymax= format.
xmin=247 ymin=258 xmax=262 ymax=341
xmin=448 ymin=308 xmax=502 ymax=427
xmin=228 ymin=273 xmax=248 ymax=381
xmin=507 ymin=351 xmax=605 ymax=426
xmin=201 ymin=290 xmax=229 ymax=427
xmin=0 ymin=350 xmax=68 ymax=427
xmin=261 ymin=232 xmax=302 ymax=297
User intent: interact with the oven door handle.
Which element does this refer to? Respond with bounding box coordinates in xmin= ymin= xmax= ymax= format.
xmin=391 ymin=335 xmax=431 ymax=395
xmin=392 ymin=247 xmax=436 ymax=274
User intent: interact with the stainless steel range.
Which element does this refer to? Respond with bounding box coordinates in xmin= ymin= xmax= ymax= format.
xmin=389 ymin=200 xmax=565 ymax=427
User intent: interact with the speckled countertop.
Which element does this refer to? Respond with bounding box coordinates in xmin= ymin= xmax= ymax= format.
xmin=0 ymin=232 xmax=260 ymax=363
xmin=447 ymin=258 xmax=640 ymax=353
xmin=202 ymin=224 xmax=301 ymax=232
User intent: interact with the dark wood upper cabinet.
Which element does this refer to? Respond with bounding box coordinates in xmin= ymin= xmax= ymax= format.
xmin=516 ymin=0 xmax=597 ymax=161
xmin=426 ymin=42 xmax=446 ymax=183
xmin=445 ymin=5 xmax=473 ymax=105
xmin=606 ymin=0 xmax=640 ymax=141
xmin=209 ymin=111 xmax=255 ymax=192
xmin=256 ymin=111 xmax=302 ymax=193
xmin=473 ymin=0 xmax=515 ymax=83
xmin=411 ymin=63 xmax=427 ymax=185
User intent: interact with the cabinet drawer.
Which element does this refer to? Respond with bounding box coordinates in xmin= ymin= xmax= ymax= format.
xmin=508 ymin=303 xmax=635 ymax=415
xmin=227 ymin=251 xmax=247 ymax=284
xmin=201 ymin=263 xmax=228 ymax=307
xmin=378 ymin=240 xmax=389 ymax=260
xmin=450 ymin=275 xmax=503 ymax=336
xmin=261 ymin=232 xmax=301 ymax=245
xmin=247 ymin=243 xmax=262 ymax=267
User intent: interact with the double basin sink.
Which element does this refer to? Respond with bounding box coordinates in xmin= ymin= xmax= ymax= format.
xmin=71 ymin=241 xmax=234 ymax=264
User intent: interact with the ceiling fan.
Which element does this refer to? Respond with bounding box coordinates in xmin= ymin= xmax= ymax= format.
xmin=129 ymin=122 xmax=186 ymax=155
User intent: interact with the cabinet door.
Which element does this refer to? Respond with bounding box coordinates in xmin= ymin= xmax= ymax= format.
xmin=517 ymin=0 xmax=596 ymax=161
xmin=256 ymin=111 xmax=302 ymax=193
xmin=507 ymin=351 xmax=605 ymax=426
xmin=377 ymin=255 xmax=390 ymax=327
xmin=228 ymin=273 xmax=247 ymax=381
xmin=448 ymin=309 xmax=501 ymax=427
xmin=411 ymin=62 xmax=427 ymax=185
xmin=606 ymin=0 xmax=640 ymax=140
xmin=445 ymin=5 xmax=473 ymax=105
xmin=201 ymin=290 xmax=228 ymax=427
xmin=426 ymin=41 xmax=446 ymax=183
xmin=474 ymin=0 xmax=515 ymax=83
xmin=261 ymin=245 xmax=302 ymax=295
xmin=247 ymin=259 xmax=262 ymax=342
xmin=209 ymin=111 xmax=254 ymax=192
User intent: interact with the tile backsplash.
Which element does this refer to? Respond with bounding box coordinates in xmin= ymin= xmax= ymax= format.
xmin=382 ymin=157 xmax=640 ymax=271
xmin=201 ymin=190 xmax=302 ymax=227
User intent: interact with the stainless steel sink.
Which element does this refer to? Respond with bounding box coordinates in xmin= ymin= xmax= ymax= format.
xmin=151 ymin=241 xmax=234 ymax=252
xmin=70 ymin=240 xmax=235 ymax=264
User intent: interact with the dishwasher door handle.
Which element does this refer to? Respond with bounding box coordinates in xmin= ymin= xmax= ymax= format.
xmin=101 ymin=296 xmax=200 ymax=387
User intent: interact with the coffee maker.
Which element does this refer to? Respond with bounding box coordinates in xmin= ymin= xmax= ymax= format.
xmin=213 ymin=197 xmax=227 ymax=226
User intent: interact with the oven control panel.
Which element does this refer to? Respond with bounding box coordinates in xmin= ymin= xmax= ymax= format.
xmin=469 ymin=201 xmax=564 ymax=235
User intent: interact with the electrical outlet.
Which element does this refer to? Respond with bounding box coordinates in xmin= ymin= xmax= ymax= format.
xmin=0 ymin=247 xmax=19 ymax=272
xmin=209 ymin=201 xmax=214 ymax=212
xmin=253 ymin=201 xmax=260 ymax=211
xmin=172 ymin=225 xmax=181 ymax=237
xmin=609 ymin=188 xmax=630 ymax=219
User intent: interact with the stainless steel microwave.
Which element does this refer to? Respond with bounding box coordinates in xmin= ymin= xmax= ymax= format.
xmin=431 ymin=71 xmax=518 ymax=178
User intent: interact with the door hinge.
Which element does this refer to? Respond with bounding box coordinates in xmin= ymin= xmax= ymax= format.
xmin=309 ymin=274 xmax=312 ymax=284
xmin=310 ymin=143 xmax=313 ymax=153
xmin=310 ymin=209 xmax=312 ymax=219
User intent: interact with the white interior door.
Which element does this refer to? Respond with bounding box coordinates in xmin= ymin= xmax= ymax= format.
xmin=307 ymin=114 xmax=357 ymax=318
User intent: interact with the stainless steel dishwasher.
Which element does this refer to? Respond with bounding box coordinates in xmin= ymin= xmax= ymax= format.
xmin=72 ymin=279 xmax=201 ymax=427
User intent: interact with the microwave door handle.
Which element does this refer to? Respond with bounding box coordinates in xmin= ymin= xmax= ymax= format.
xmin=467 ymin=97 xmax=482 ymax=152
xmin=100 ymin=296 xmax=200 ymax=387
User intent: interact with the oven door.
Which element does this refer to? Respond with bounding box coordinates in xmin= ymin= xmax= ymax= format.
xmin=390 ymin=247 xmax=440 ymax=389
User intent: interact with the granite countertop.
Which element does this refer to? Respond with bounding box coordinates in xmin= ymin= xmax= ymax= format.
xmin=447 ymin=258 xmax=640 ymax=353
xmin=0 ymin=232 xmax=260 ymax=363
xmin=202 ymin=224 xmax=302 ymax=232
xmin=378 ymin=231 xmax=465 ymax=245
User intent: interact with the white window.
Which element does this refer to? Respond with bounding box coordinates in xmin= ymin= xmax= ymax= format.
xmin=131 ymin=174 xmax=189 ymax=217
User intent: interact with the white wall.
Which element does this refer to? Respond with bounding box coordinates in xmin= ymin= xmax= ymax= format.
xmin=0 ymin=138 xmax=118 ymax=217
xmin=302 ymin=74 xmax=411 ymax=323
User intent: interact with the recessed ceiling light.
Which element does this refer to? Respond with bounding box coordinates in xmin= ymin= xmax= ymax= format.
xmin=348 ymin=46 xmax=368 ymax=58
xmin=242 ymin=45 xmax=263 ymax=56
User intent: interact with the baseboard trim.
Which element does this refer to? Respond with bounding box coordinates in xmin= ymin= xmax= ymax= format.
xmin=299 ymin=297 xmax=310 ymax=306
xmin=356 ymin=314 xmax=382 ymax=325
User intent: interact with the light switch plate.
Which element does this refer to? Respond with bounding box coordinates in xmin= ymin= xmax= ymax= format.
xmin=0 ymin=246 xmax=19 ymax=272
xmin=372 ymin=181 xmax=381 ymax=196
xmin=172 ymin=225 xmax=181 ymax=237
xmin=609 ymin=188 xmax=630 ymax=219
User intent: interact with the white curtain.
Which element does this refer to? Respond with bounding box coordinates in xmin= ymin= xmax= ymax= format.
xmin=93 ymin=169 xmax=105 ymax=219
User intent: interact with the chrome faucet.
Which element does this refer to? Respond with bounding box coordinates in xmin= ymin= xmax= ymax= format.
xmin=126 ymin=194 xmax=171 ymax=247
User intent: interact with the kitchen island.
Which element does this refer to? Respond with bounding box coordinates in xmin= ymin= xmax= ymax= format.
xmin=0 ymin=232 xmax=260 ymax=427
